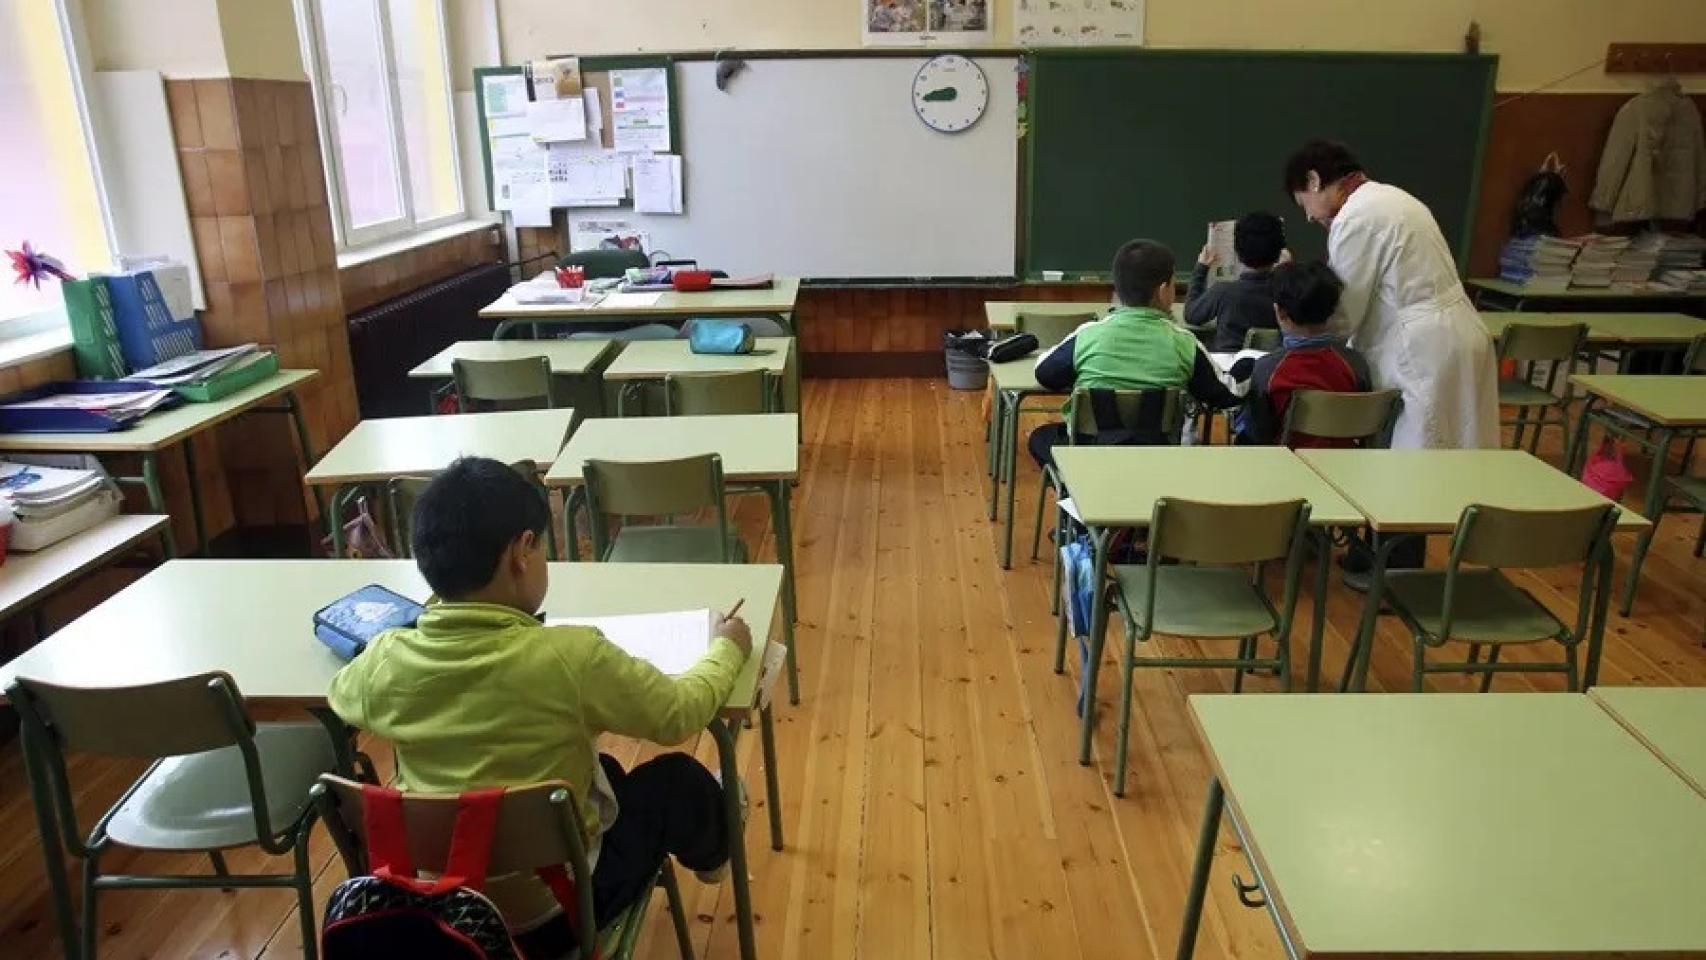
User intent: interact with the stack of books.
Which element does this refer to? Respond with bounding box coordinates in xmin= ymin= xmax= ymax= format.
xmin=1653 ymin=233 xmax=1706 ymax=274
xmin=0 ymin=386 xmax=176 ymax=426
xmin=1570 ymin=235 xmax=1631 ymax=288
xmin=123 ymin=343 xmax=268 ymax=387
xmin=0 ymin=456 xmax=122 ymax=551
xmin=1659 ymin=269 xmax=1706 ymax=294
xmin=1498 ymin=235 xmax=1580 ymax=292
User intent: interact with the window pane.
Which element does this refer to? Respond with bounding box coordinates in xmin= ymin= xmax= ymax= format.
xmin=0 ymin=0 xmax=111 ymax=323
xmin=315 ymin=0 xmax=403 ymax=229
xmin=387 ymin=0 xmax=461 ymax=221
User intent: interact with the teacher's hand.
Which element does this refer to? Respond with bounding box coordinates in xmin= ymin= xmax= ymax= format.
xmin=1197 ymin=243 xmax=1217 ymax=267
xmin=1277 ymin=248 xmax=1294 ymax=265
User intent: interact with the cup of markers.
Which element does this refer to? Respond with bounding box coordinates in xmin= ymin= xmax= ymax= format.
xmin=550 ymin=264 xmax=586 ymax=303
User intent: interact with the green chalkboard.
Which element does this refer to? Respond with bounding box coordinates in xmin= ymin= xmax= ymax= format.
xmin=1024 ymin=50 xmax=1496 ymax=279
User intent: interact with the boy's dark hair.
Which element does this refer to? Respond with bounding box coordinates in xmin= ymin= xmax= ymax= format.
xmin=1283 ymin=140 xmax=1365 ymax=194
xmin=1233 ymin=212 xmax=1286 ymax=270
xmin=1269 ymin=260 xmax=1343 ymax=328
xmin=411 ymin=457 xmax=550 ymax=598
xmin=1111 ymin=239 xmax=1176 ymax=307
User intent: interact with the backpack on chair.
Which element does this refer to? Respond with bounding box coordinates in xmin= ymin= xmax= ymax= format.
xmin=321 ymin=785 xmax=590 ymax=960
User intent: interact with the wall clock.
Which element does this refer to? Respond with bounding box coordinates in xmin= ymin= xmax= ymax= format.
xmin=912 ymin=54 xmax=988 ymax=133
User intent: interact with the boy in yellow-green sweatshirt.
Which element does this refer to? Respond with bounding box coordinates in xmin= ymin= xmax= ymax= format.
xmin=327 ymin=457 xmax=752 ymax=956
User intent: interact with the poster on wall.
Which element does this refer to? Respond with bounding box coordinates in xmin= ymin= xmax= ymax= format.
xmin=1015 ymin=0 xmax=1144 ymax=46
xmin=863 ymin=0 xmax=992 ymax=47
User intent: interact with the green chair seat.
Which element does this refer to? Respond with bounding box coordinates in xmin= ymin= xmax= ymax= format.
xmin=1111 ymin=565 xmax=1277 ymax=639
xmin=1383 ymin=569 xmax=1565 ymax=644
xmin=1669 ymin=475 xmax=1706 ymax=503
xmin=1497 ymin=381 xmax=1564 ymax=407
xmin=107 ymin=723 xmax=337 ymax=851
xmin=607 ymin=525 xmax=748 ymax=564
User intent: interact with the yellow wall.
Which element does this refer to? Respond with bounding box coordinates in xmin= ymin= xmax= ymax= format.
xmin=215 ymin=0 xmax=306 ymax=80
xmin=86 ymin=0 xmax=228 ymax=77
xmin=492 ymin=0 xmax=1706 ymax=92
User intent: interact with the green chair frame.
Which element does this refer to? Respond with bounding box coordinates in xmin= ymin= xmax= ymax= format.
xmin=1278 ymin=388 xmax=1403 ymax=449
xmin=1377 ymin=503 xmax=1618 ymax=693
xmin=1108 ymin=497 xmax=1313 ymax=796
xmin=1497 ymin=322 xmax=1586 ymax=454
xmin=1034 ymin=387 xmax=1184 ymax=610
xmin=452 ymin=356 xmax=555 ymax=413
xmin=386 ymin=459 xmax=563 ymax=562
xmin=10 ymin=673 xmax=335 ymax=960
xmin=312 ymin=774 xmax=695 ymax=960
xmin=664 ymin=370 xmax=772 ymax=416
xmin=582 ymin=453 xmax=743 ymax=563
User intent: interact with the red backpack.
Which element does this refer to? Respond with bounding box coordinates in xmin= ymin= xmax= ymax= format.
xmin=321 ymin=786 xmax=590 ymax=960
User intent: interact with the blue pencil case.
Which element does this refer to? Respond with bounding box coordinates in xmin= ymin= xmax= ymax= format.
xmin=313 ymin=585 xmax=425 ymax=661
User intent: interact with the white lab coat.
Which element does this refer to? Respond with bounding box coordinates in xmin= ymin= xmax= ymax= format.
xmin=1329 ymin=182 xmax=1500 ymax=450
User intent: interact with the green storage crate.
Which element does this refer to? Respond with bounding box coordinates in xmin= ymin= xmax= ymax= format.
xmin=62 ymin=277 xmax=127 ymax=380
xmin=173 ymin=351 xmax=280 ymax=402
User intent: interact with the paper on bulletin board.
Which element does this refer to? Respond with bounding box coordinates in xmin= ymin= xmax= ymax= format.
xmin=570 ymin=218 xmax=651 ymax=255
xmin=632 ymin=154 xmax=683 ymax=214
xmin=512 ymin=203 xmax=554 ymax=227
xmin=530 ymin=57 xmax=583 ymax=99
xmin=1014 ymin=0 xmax=1144 ymax=46
xmin=527 ymin=97 xmax=588 ymax=142
xmin=490 ymin=133 xmax=549 ymax=211
xmin=583 ymin=88 xmax=603 ymax=136
xmin=482 ymin=74 xmax=529 ymax=138
xmin=549 ymin=151 xmax=628 ymax=206
xmin=610 ymin=68 xmax=671 ymax=153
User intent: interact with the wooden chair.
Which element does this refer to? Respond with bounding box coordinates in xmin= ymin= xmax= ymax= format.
xmin=452 ymin=356 xmax=555 ymax=413
xmin=312 ymin=774 xmax=695 ymax=960
xmin=1496 ymin=322 xmax=1586 ymax=454
xmin=1108 ymin=497 xmax=1312 ymax=796
xmin=583 ymin=454 xmax=746 ymax=563
xmin=9 ymin=673 xmax=336 ymax=960
xmin=1379 ymin=503 xmax=1619 ymax=693
xmin=1278 ymin=388 xmax=1403 ymax=449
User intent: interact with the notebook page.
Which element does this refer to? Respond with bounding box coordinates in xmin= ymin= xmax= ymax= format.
xmin=546 ymin=609 xmax=714 ymax=676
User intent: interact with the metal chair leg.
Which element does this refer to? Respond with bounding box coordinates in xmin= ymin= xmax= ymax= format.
xmin=1479 ymin=646 xmax=1502 ymax=693
xmin=80 ymin=853 xmax=100 ymax=960
xmin=295 ymin=827 xmax=320 ymax=960
xmin=1113 ymin=623 xmax=1138 ymax=798
xmin=661 ymin=859 xmax=697 ymax=960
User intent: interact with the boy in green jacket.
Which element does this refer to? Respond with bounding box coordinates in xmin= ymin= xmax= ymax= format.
xmin=327 ymin=457 xmax=752 ymax=955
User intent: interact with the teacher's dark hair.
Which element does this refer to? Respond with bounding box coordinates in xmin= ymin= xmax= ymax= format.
xmin=1283 ymin=140 xmax=1364 ymax=194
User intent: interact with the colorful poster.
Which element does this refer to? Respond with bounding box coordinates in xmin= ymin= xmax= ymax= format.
xmin=863 ymin=0 xmax=992 ymax=46
xmin=1015 ymin=0 xmax=1144 ymax=46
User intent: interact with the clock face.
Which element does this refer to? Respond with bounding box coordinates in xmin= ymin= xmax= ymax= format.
xmin=912 ymin=54 xmax=989 ymax=134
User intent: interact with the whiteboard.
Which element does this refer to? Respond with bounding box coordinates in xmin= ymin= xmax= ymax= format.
xmin=567 ymin=57 xmax=1021 ymax=280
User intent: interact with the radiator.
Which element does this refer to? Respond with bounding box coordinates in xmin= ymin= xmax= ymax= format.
xmin=345 ymin=262 xmax=512 ymax=419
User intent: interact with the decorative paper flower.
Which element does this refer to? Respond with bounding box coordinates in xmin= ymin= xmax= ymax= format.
xmin=6 ymin=241 xmax=75 ymax=289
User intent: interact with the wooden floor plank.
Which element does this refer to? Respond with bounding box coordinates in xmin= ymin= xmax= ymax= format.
xmin=2 ymin=380 xmax=1702 ymax=960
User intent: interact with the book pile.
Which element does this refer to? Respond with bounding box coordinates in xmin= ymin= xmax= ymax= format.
xmin=1659 ymin=269 xmax=1706 ymax=294
xmin=0 ymin=456 xmax=122 ymax=551
xmin=0 ymin=386 xmax=176 ymax=426
xmin=1613 ymin=233 xmax=1663 ymax=285
xmin=123 ymin=343 xmax=268 ymax=387
xmin=1644 ymin=234 xmax=1706 ymax=290
xmin=1570 ymin=235 xmax=1631 ymax=288
xmin=1498 ymin=235 xmax=1579 ymax=292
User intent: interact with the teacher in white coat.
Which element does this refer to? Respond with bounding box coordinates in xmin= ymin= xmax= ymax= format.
xmin=1284 ymin=140 xmax=1499 ymax=450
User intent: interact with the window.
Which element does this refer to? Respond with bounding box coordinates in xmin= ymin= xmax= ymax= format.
xmin=0 ymin=0 xmax=114 ymax=327
xmin=298 ymin=0 xmax=463 ymax=248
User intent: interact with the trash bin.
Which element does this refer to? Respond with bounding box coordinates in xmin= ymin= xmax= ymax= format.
xmin=943 ymin=330 xmax=990 ymax=390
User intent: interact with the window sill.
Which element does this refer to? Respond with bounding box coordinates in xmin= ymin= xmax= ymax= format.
xmin=0 ymin=327 xmax=74 ymax=373
xmin=336 ymin=218 xmax=501 ymax=271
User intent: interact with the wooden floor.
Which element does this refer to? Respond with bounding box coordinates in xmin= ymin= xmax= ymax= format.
xmin=2 ymin=377 xmax=1704 ymax=960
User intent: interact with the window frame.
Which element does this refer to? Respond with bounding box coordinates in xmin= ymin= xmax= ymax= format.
xmin=296 ymin=0 xmax=465 ymax=252
xmin=0 ymin=0 xmax=118 ymax=335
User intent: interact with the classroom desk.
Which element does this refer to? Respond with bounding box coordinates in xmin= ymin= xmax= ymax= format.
xmin=0 ymin=513 xmax=168 ymax=635
xmin=304 ymin=409 xmax=576 ymax=556
xmin=1050 ymin=446 xmax=1365 ymax=763
xmin=545 ymin=413 xmax=802 ymax=705
xmin=1299 ymin=449 xmax=1649 ymax=692
xmin=1566 ymin=374 xmax=1706 ymax=616
xmin=1468 ymin=277 xmax=1704 ymax=314
xmin=985 ymin=359 xmax=1064 ymax=569
xmin=407 ymin=340 xmax=613 ymax=412
xmin=1590 ymin=686 xmax=1706 ymax=798
xmin=599 ymin=337 xmax=794 ymax=417
xmin=1176 ymin=693 xmax=1706 ymax=960
xmin=0 ymin=370 xmax=320 ymax=558
xmin=0 ymin=558 xmax=785 ymax=960
xmin=1481 ymin=310 xmax=1706 ymax=352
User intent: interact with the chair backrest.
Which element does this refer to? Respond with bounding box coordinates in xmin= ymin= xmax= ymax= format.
xmin=1067 ymin=387 xmax=1184 ymax=444
xmin=1497 ymin=322 xmax=1586 ymax=364
xmin=1279 ymin=389 xmax=1403 ymax=448
xmin=1450 ymin=503 xmax=1618 ymax=570
xmin=583 ymin=453 xmax=727 ymax=520
xmin=1148 ymin=497 xmax=1311 ymax=567
xmin=666 ymin=370 xmax=769 ymax=415
xmin=313 ymin=774 xmax=600 ymax=959
xmin=1685 ymin=333 xmax=1706 ymax=374
xmin=452 ymin=356 xmax=553 ymax=412
xmin=1243 ymin=327 xmax=1283 ymax=351
xmin=559 ymin=248 xmax=649 ymax=279
xmin=387 ymin=460 xmax=542 ymax=559
xmin=1017 ymin=312 xmax=1096 ymax=349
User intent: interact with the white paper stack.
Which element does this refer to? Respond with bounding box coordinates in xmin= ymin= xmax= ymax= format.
xmin=124 ymin=344 xmax=266 ymax=387
xmin=0 ymin=455 xmax=122 ymax=551
xmin=0 ymin=387 xmax=176 ymax=425
xmin=1570 ymin=234 xmax=1631 ymax=288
